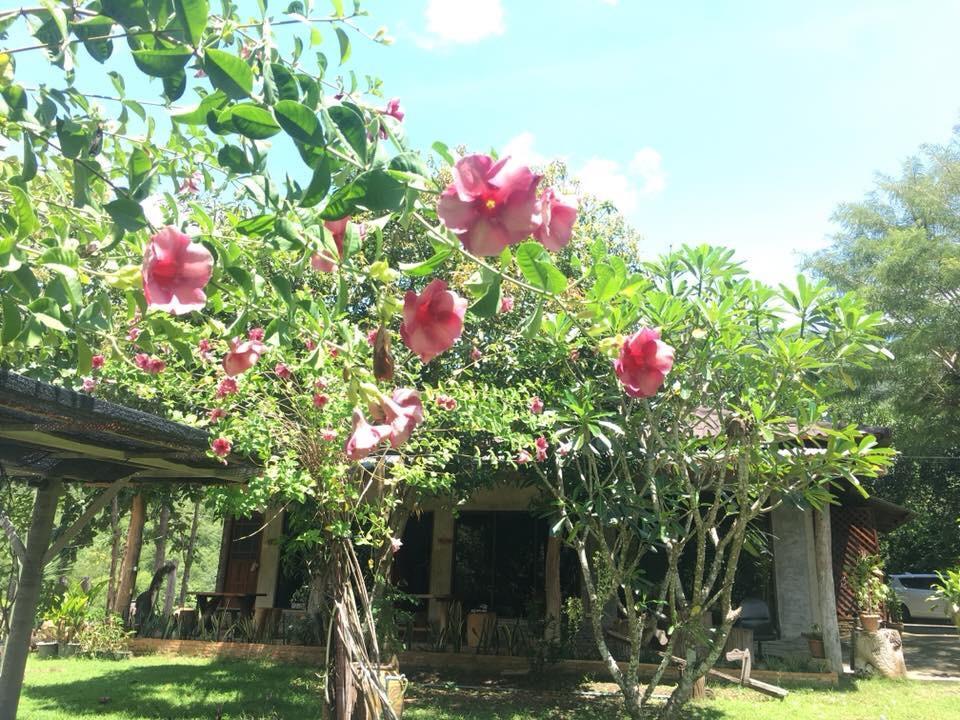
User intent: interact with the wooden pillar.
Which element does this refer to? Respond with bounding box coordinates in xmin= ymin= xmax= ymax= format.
xmin=814 ymin=505 xmax=843 ymax=674
xmin=113 ymin=492 xmax=146 ymax=621
xmin=545 ymin=534 xmax=561 ymax=641
xmin=0 ymin=478 xmax=63 ymax=720
xmin=178 ymin=500 xmax=201 ymax=607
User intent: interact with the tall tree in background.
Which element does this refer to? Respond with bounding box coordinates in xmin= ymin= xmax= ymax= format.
xmin=806 ymin=127 xmax=960 ymax=570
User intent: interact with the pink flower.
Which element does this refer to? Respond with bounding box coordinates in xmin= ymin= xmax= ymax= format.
xmin=534 ymin=188 xmax=578 ymax=251
xmin=304 ymin=338 xmax=317 ymax=351
xmin=310 ymin=217 xmax=351 ymax=273
xmin=535 ymin=436 xmax=549 ymax=462
xmin=248 ymin=327 xmax=265 ymax=342
xmin=328 ymin=346 xmax=340 ymax=358
xmin=436 ymin=394 xmax=458 ymax=411
xmin=223 ymin=337 xmax=266 ymax=376
xmin=216 ymin=378 xmax=238 ymax=397
xmin=558 ymin=441 xmax=572 ymax=457
xmin=209 ymin=408 xmax=227 ymax=423
xmin=194 ymin=68 xmax=206 ymax=78
xmin=390 ymin=536 xmax=403 ymax=554
xmin=142 ymin=226 xmax=214 ymax=316
xmin=500 ymin=295 xmax=514 ymax=313
xmin=471 ymin=347 xmax=482 ymax=362
xmin=345 ymin=409 xmax=392 ymax=460
xmin=178 ymin=171 xmax=202 ymax=195
xmin=81 ymin=377 xmax=96 ymax=393
xmin=516 ymin=449 xmax=533 ymax=464
xmin=614 ymin=328 xmax=675 ymax=398
xmin=274 ymin=362 xmax=292 ymax=380
xmin=529 ymin=396 xmax=544 ymax=414
xmin=379 ymin=98 xmax=404 ymax=139
xmin=127 ymin=327 xmax=141 ymax=342
xmin=400 ymin=280 xmax=467 ymax=363
xmin=198 ymin=339 xmax=212 ymax=353
xmin=369 ymin=388 xmax=424 ymax=448
xmin=437 ymin=154 xmax=542 ymax=257
xmin=211 ymin=437 xmax=232 ymax=457
xmin=91 ymin=354 xmax=105 ymax=370
xmin=321 ymin=428 xmax=338 ymax=441
xmin=314 ymin=378 xmax=329 ymax=390
xmin=367 ymin=328 xmax=379 ymax=346
xmin=569 ymin=347 xmax=580 ymax=362
xmin=135 ymin=353 xmax=164 ymax=374
xmin=313 ymin=393 xmax=329 ymax=408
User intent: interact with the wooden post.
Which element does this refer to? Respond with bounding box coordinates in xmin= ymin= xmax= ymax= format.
xmin=814 ymin=505 xmax=844 ymax=675
xmin=0 ymin=478 xmax=63 ymax=720
xmin=113 ymin=492 xmax=146 ymax=621
xmin=545 ymin=534 xmax=561 ymax=641
xmin=106 ymin=495 xmax=121 ymax=613
xmin=178 ymin=500 xmax=201 ymax=607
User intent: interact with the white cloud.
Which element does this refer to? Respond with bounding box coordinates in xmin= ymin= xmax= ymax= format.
xmin=501 ymin=131 xmax=547 ymax=167
xmin=423 ymin=0 xmax=505 ymax=46
xmin=577 ymin=147 xmax=666 ymax=214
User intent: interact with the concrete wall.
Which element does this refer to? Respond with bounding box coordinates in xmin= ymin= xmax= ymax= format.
xmin=254 ymin=505 xmax=285 ymax=609
xmin=771 ymin=504 xmax=822 ymax=638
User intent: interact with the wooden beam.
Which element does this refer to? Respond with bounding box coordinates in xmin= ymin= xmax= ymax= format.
xmin=658 ymin=652 xmax=788 ymax=700
xmin=43 ymin=473 xmax=135 ymax=565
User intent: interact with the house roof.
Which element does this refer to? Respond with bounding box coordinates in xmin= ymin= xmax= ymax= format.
xmin=0 ymin=369 xmax=256 ymax=485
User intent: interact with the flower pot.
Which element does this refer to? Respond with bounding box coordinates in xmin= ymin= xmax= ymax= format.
xmin=806 ymin=637 xmax=825 ymax=659
xmin=36 ymin=641 xmax=59 ymax=658
xmin=860 ymin=613 xmax=882 ymax=633
xmin=59 ymin=642 xmax=82 ymax=658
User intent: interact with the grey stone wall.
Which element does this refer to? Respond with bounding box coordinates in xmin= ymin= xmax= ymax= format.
xmin=771 ymin=505 xmax=822 ymax=638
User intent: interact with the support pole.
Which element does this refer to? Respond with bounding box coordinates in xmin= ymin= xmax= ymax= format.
xmin=0 ymin=478 xmax=63 ymax=720
xmin=814 ymin=505 xmax=843 ymax=675
xmin=545 ymin=534 xmax=561 ymax=641
xmin=113 ymin=492 xmax=146 ymax=621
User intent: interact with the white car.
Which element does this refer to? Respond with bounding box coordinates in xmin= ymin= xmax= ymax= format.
xmin=889 ymin=573 xmax=951 ymax=622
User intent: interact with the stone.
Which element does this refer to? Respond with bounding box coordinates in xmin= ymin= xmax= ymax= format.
xmin=854 ymin=628 xmax=907 ymax=679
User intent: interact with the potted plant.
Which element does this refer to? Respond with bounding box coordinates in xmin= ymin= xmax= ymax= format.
xmin=802 ymin=624 xmax=825 ymax=658
xmin=43 ymin=580 xmax=98 ymax=657
xmin=932 ymin=568 xmax=960 ymax=637
xmin=846 ymin=553 xmax=888 ymax=633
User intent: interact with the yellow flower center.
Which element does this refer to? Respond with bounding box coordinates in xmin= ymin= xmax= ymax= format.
xmin=485 ymin=198 xmax=497 ymax=210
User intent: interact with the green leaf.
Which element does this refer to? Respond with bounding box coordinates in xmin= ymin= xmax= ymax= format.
xmin=204 ymin=48 xmax=254 ymax=99
xmin=132 ymin=47 xmax=193 ymax=77
xmin=20 ymin=134 xmax=36 ymax=182
xmin=522 ymin=301 xmax=544 ymax=339
xmin=226 ymin=104 xmax=282 ymax=139
xmin=33 ymin=312 xmax=68 ymax=332
xmin=470 ymin=273 xmax=501 ymax=318
xmin=399 ymin=243 xmax=453 ymax=277
xmin=77 ymin=336 xmax=92 ymax=374
xmin=162 ymin=70 xmax=187 ymax=102
xmin=101 ymin=0 xmax=150 ymax=29
xmin=320 ymin=181 xmax=365 ymax=220
xmin=171 ymin=91 xmax=228 ymax=124
xmin=516 ymin=241 xmax=567 ymax=294
xmin=431 ymin=141 xmax=455 ymax=166
xmin=174 ymin=0 xmax=208 ymax=45
xmin=104 ymin=198 xmax=149 ymax=231
xmin=10 ymin=186 xmax=37 ymax=240
xmin=270 ymin=274 xmax=295 ymax=308
xmin=274 ymin=218 xmax=305 ymax=250
xmin=335 ymin=27 xmax=351 ymax=64
xmin=72 ymin=161 xmax=92 ymax=208
xmin=128 ymin=148 xmax=153 ymax=194
xmin=388 ymin=152 xmax=429 ymax=177
xmin=56 ymin=119 xmax=88 ymax=159
xmin=353 ymin=169 xmax=404 ymax=213
xmin=270 ymin=63 xmax=300 ymax=102
xmin=1 ymin=294 xmax=21 ymax=345
xmin=217 ymin=144 xmax=252 ymax=173
xmin=301 ymin=156 xmax=332 ymax=207
xmin=236 ymin=214 xmax=276 ymax=236
xmin=330 ymin=0 xmax=344 ymax=17
xmin=274 ymin=100 xmax=323 ymax=144
xmin=225 ymin=265 xmax=255 ymax=296
xmin=328 ymin=104 xmax=366 ymax=163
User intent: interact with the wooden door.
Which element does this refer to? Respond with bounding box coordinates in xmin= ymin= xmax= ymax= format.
xmin=223 ymin=513 xmax=263 ymax=598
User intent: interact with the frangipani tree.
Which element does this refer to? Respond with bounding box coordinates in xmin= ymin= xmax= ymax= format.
xmin=0 ymin=2 xmax=893 ymax=720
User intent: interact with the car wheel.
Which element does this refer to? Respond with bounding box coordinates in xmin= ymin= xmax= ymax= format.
xmin=900 ymin=604 xmax=912 ymax=623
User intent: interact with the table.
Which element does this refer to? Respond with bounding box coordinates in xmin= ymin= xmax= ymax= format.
xmin=194 ymin=592 xmax=266 ymax=623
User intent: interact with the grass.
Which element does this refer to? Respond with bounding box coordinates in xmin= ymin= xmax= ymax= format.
xmin=17 ymin=655 xmax=960 ymax=719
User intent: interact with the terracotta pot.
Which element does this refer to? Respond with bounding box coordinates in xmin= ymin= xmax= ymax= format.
xmin=807 ymin=637 xmax=825 ymax=658
xmin=860 ymin=613 xmax=881 ymax=633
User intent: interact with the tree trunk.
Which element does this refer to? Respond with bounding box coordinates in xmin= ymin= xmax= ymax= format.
xmin=113 ymin=492 xmax=146 ymax=621
xmin=814 ymin=506 xmax=844 ymax=675
xmin=178 ymin=500 xmax=200 ymax=608
xmin=153 ymin=506 xmax=176 ymax=615
xmin=0 ymin=478 xmax=63 ymax=720
xmin=106 ymin=495 xmax=121 ymax=614
xmin=544 ymin=534 xmax=561 ymax=641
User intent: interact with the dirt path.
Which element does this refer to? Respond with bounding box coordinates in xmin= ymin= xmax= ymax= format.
xmin=902 ymin=623 xmax=960 ymax=680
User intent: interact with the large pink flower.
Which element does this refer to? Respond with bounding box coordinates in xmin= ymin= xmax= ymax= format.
xmin=344 ymin=409 xmax=392 ymax=460
xmin=310 ymin=217 xmax=351 ymax=273
xmin=370 ymin=388 xmax=424 ymax=448
xmin=534 ymin=188 xmax=578 ymax=251
xmin=400 ymin=280 xmax=467 ymax=363
xmin=614 ymin=328 xmax=675 ymax=398
xmin=222 ymin=337 xmax=266 ymax=376
xmin=142 ymin=226 xmax=214 ymax=316
xmin=437 ymin=154 xmax=542 ymax=256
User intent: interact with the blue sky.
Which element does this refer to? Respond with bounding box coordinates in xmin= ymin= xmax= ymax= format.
xmin=8 ymin=1 xmax=960 ymax=285
xmin=347 ymin=0 xmax=960 ymax=284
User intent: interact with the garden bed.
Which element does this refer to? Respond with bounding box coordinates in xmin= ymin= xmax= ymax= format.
xmin=131 ymin=638 xmax=838 ymax=686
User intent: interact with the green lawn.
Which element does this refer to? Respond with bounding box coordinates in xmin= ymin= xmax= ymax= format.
xmin=17 ymin=656 xmax=960 ymax=720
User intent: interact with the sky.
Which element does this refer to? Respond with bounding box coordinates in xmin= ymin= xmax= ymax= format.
xmin=344 ymin=0 xmax=960 ymax=285
xmin=8 ymin=0 xmax=960 ymax=286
